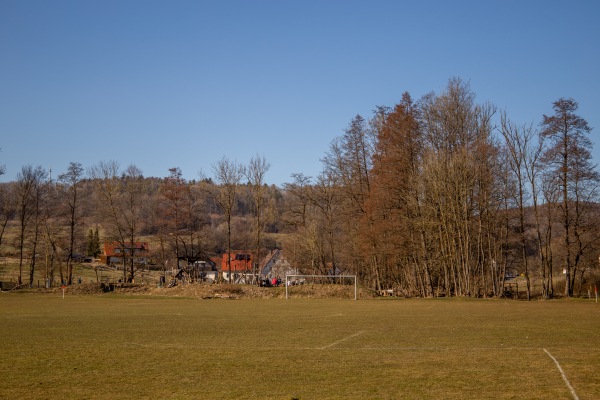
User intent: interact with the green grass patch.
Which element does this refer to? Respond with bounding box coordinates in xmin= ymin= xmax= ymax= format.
xmin=1 ymin=295 xmax=599 ymax=399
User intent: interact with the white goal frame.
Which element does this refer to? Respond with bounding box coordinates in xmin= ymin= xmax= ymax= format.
xmin=285 ymin=274 xmax=357 ymax=300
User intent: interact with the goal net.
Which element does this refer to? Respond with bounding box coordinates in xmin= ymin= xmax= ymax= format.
xmin=285 ymin=274 xmax=357 ymax=300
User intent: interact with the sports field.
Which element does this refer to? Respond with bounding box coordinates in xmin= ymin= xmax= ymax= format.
xmin=1 ymin=294 xmax=598 ymax=399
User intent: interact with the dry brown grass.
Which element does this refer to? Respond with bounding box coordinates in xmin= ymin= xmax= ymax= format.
xmin=1 ymin=295 xmax=599 ymax=399
xmin=12 ymin=281 xmax=375 ymax=300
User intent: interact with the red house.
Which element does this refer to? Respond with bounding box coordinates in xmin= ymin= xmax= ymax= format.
xmin=100 ymin=242 xmax=149 ymax=266
xmin=221 ymin=252 xmax=253 ymax=272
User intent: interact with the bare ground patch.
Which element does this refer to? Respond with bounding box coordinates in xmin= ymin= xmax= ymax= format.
xmin=6 ymin=282 xmax=376 ymax=299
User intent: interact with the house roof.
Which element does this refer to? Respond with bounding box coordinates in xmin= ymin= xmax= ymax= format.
xmin=221 ymin=251 xmax=253 ymax=272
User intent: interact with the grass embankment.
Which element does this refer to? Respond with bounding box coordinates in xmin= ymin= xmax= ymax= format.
xmin=0 ymin=256 xmax=164 ymax=288
xmin=1 ymin=295 xmax=599 ymax=399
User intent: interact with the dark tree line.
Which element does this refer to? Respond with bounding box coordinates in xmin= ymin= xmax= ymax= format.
xmin=1 ymin=79 xmax=598 ymax=297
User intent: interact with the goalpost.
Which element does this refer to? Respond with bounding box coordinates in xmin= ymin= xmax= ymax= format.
xmin=285 ymin=274 xmax=358 ymax=300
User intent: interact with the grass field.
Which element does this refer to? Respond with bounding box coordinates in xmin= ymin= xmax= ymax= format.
xmin=1 ymin=294 xmax=599 ymax=399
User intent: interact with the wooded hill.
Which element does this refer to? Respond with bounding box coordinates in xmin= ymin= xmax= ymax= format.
xmin=1 ymin=78 xmax=599 ymax=298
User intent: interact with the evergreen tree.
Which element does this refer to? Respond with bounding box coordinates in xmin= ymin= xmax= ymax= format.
xmin=86 ymin=229 xmax=94 ymax=256
xmin=86 ymin=227 xmax=101 ymax=257
xmin=93 ymin=227 xmax=101 ymax=257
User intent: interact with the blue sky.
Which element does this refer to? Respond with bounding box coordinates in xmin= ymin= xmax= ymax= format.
xmin=1 ymin=0 xmax=599 ymax=186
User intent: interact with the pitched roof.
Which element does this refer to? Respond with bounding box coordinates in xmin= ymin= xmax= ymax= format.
xmin=221 ymin=252 xmax=253 ymax=272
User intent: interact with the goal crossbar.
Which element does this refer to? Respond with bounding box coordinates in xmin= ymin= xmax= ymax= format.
xmin=285 ymin=274 xmax=357 ymax=300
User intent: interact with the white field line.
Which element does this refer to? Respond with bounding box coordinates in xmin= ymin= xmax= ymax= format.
xmin=353 ymin=346 xmax=542 ymax=351
xmin=319 ymin=331 xmax=365 ymax=350
xmin=543 ymin=348 xmax=579 ymax=400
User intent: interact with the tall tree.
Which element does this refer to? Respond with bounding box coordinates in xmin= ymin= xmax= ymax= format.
xmin=525 ymin=135 xmax=552 ymax=298
xmin=323 ymin=115 xmax=373 ymax=216
xmin=368 ymin=93 xmax=429 ymax=295
xmin=323 ymin=114 xmax=375 ymax=284
xmin=121 ymin=164 xmax=147 ymax=281
xmin=0 ymin=182 xmax=17 ymax=252
xmin=28 ymin=167 xmax=48 ymax=286
xmin=540 ymin=98 xmax=597 ymax=297
xmin=93 ymin=227 xmax=101 ymax=257
xmin=501 ymin=115 xmax=534 ymax=300
xmin=15 ymin=165 xmax=46 ymax=286
xmin=89 ymin=161 xmax=147 ymax=282
xmin=42 ymin=183 xmax=63 ymax=287
xmin=58 ymin=162 xmax=85 ymax=285
xmin=86 ymin=229 xmax=95 ymax=256
xmin=310 ymin=170 xmax=343 ymax=276
xmin=282 ymin=173 xmax=321 ymax=275
xmin=245 ymin=155 xmax=270 ymax=282
xmin=86 ymin=227 xmax=101 ymax=257
xmin=209 ymin=157 xmax=244 ymax=283
xmin=161 ymin=167 xmax=189 ymax=264
xmin=419 ymin=78 xmax=499 ymax=297
xmin=89 ymin=161 xmax=126 ymax=277
xmin=569 ymin=142 xmax=600 ymax=295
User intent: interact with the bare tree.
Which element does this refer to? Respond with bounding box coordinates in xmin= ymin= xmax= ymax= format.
xmin=15 ymin=165 xmax=46 ymax=286
xmin=540 ymin=98 xmax=596 ymax=297
xmin=41 ymin=182 xmax=64 ymax=287
xmin=121 ymin=164 xmax=147 ymax=282
xmin=310 ymin=170 xmax=344 ymax=276
xmin=160 ymin=167 xmax=188 ymax=263
xmin=0 ymin=183 xmax=17 ymax=252
xmin=522 ymin=129 xmax=550 ymax=297
xmin=208 ymin=157 xmax=244 ymax=283
xmin=58 ymin=162 xmax=85 ymax=285
xmin=568 ymin=129 xmax=600 ymax=295
xmin=322 ymin=114 xmax=376 ymax=286
xmin=323 ymin=115 xmax=373 ymax=216
xmin=282 ymin=173 xmax=320 ymax=274
xmin=27 ymin=168 xmax=48 ymax=286
xmin=89 ymin=160 xmax=123 ymax=246
xmin=90 ymin=162 xmax=147 ymax=283
xmin=501 ymin=114 xmax=534 ymax=300
xmin=419 ymin=78 xmax=500 ymax=297
xmin=245 ymin=155 xmax=270 ymax=283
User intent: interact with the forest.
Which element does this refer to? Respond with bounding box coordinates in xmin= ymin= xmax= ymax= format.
xmin=1 ymin=78 xmax=598 ymax=299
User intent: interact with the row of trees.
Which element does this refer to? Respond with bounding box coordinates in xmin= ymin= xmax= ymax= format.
xmin=0 ymin=156 xmax=279 ymax=287
xmin=283 ymin=79 xmax=599 ymax=298
xmin=1 ymin=78 xmax=598 ymax=297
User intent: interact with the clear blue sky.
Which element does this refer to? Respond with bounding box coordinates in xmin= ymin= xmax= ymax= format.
xmin=1 ymin=0 xmax=599 ymax=186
